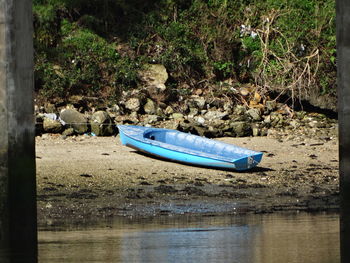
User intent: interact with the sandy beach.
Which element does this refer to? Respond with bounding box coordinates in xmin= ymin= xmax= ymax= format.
xmin=36 ymin=133 xmax=339 ymax=225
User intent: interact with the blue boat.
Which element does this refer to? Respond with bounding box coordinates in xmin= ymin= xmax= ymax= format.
xmin=117 ymin=125 xmax=263 ymax=171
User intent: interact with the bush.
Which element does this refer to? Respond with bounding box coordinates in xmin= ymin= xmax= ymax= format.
xmin=35 ymin=17 xmax=141 ymax=100
xmin=34 ymin=0 xmax=336 ymax=104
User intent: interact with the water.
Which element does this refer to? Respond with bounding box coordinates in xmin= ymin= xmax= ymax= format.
xmin=38 ymin=212 xmax=339 ymax=263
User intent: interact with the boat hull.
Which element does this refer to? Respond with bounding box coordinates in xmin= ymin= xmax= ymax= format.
xmin=118 ymin=125 xmax=263 ymax=171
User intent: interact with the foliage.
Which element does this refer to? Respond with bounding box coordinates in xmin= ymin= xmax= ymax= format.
xmin=34 ymin=12 xmax=141 ymax=100
xmin=33 ymin=0 xmax=336 ymax=103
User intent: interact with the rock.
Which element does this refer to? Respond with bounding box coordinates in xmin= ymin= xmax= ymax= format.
xmin=263 ymin=115 xmax=271 ymax=125
xmin=44 ymin=103 xmax=56 ymax=113
xmin=180 ymin=103 xmax=189 ymax=113
xmin=260 ymin=127 xmax=268 ymax=136
xmin=156 ymin=108 xmax=165 ymax=118
xmin=234 ymin=105 xmax=246 ymax=115
xmin=139 ymin=64 xmax=168 ymax=91
xmin=193 ymin=126 xmax=207 ymax=136
xmin=108 ymin=104 xmax=123 ymax=115
xmin=193 ymin=97 xmax=206 ymax=110
xmin=43 ymin=117 xmax=62 ymax=133
xmin=178 ymin=120 xmax=193 ymax=132
xmin=209 ymin=119 xmax=226 ymax=128
xmin=60 ymin=108 xmax=88 ymax=134
xmin=144 ymin=115 xmax=160 ymax=124
xmin=200 ymin=109 xmax=207 ymax=115
xmin=270 ymin=113 xmax=283 ymax=127
xmin=230 ymin=114 xmax=248 ymax=122
xmin=127 ymin=112 xmax=139 ymax=123
xmin=163 ymin=120 xmax=179 ymax=130
xmin=204 ymin=110 xmax=228 ymax=121
xmin=171 ymin=113 xmax=184 ymax=120
xmin=188 ymin=108 xmax=199 ymax=118
xmin=164 ymin=106 xmax=174 ymax=115
xmin=246 ymin=108 xmax=261 ymax=121
xmin=125 ymin=98 xmax=141 ymax=112
xmin=68 ymin=95 xmax=87 ymax=109
xmin=207 ymin=124 xmax=224 ymax=137
xmin=90 ymin=111 xmax=114 ymax=136
xmin=62 ymin=128 xmax=75 ymax=136
xmin=230 ymin=121 xmax=252 ymax=137
xmin=251 ymin=123 xmax=260 ymax=136
xmin=239 ymin=87 xmax=250 ymax=96
xmin=143 ymin=98 xmax=156 ymax=114
xmin=195 ymin=116 xmax=205 ymax=125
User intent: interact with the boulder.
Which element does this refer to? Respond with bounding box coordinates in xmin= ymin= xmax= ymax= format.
xmin=125 ymin=98 xmax=141 ymax=112
xmin=107 ymin=104 xmax=123 ymax=115
xmin=127 ymin=112 xmax=139 ymax=123
xmin=43 ymin=103 xmax=56 ymax=113
xmin=162 ymin=120 xmax=180 ymax=130
xmin=188 ymin=97 xmax=206 ymax=110
xmin=208 ymin=119 xmax=225 ymax=128
xmin=139 ymin=64 xmax=168 ymax=91
xmin=246 ymin=108 xmax=262 ymax=121
xmin=143 ymin=98 xmax=157 ymax=114
xmin=251 ymin=123 xmax=260 ymax=137
xmin=43 ymin=117 xmax=62 ymax=133
xmin=204 ymin=110 xmax=228 ymax=121
xmin=60 ymin=108 xmax=88 ymax=134
xmin=230 ymin=121 xmax=252 ymax=137
xmin=90 ymin=111 xmax=114 ymax=136
xmin=188 ymin=108 xmax=199 ymax=118
xmin=270 ymin=113 xmax=283 ymax=127
xmin=62 ymin=128 xmax=75 ymax=137
xmin=193 ymin=126 xmax=207 ymax=137
xmin=164 ymin=106 xmax=174 ymax=116
xmin=234 ymin=105 xmax=246 ymax=115
xmin=144 ymin=114 xmax=160 ymax=124
xmin=194 ymin=116 xmax=205 ymax=125
xmin=171 ymin=113 xmax=184 ymax=121
xmin=156 ymin=108 xmax=165 ymax=118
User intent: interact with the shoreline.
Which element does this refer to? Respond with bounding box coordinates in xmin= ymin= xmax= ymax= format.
xmin=36 ymin=133 xmax=339 ymax=225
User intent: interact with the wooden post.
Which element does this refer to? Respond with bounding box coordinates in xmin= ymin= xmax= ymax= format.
xmin=0 ymin=1 xmax=37 ymax=262
xmin=337 ymin=0 xmax=350 ymax=262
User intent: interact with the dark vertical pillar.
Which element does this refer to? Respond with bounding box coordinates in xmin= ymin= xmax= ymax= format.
xmin=337 ymin=0 xmax=350 ymax=262
xmin=0 ymin=1 xmax=37 ymax=262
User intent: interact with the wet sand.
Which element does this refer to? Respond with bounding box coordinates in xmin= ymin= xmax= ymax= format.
xmin=36 ymin=134 xmax=339 ymax=225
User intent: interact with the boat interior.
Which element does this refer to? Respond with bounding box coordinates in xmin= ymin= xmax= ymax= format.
xmin=143 ymin=130 xmax=257 ymax=159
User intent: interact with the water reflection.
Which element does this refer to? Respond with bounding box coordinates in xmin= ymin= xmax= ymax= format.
xmin=39 ymin=213 xmax=339 ymax=263
xmin=120 ymin=225 xmax=257 ymax=262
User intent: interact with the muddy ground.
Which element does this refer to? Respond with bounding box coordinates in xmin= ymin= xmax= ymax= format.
xmin=36 ymin=132 xmax=339 ymax=225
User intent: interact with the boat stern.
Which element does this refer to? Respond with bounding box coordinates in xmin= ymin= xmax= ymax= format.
xmin=234 ymin=152 xmax=263 ymax=171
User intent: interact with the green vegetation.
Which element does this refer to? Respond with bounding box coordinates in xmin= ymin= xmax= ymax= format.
xmin=33 ymin=0 xmax=336 ymax=104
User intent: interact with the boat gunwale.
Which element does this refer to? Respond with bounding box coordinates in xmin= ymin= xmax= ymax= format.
xmin=125 ymin=143 xmax=243 ymax=169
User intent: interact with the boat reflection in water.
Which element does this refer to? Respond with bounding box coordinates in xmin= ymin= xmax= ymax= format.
xmin=39 ymin=212 xmax=339 ymax=263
